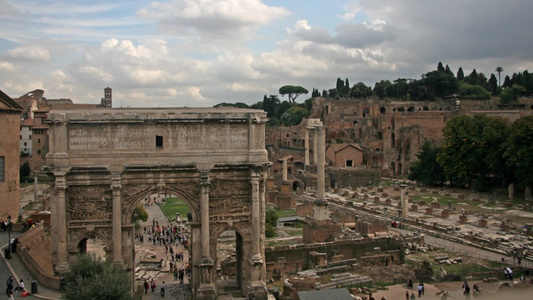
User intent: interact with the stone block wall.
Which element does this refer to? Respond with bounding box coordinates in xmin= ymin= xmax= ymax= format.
xmin=328 ymin=169 xmax=381 ymax=188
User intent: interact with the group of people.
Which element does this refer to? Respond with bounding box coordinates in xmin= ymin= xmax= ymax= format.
xmin=1 ymin=219 xmax=12 ymax=232
xmin=143 ymin=278 xmax=165 ymax=296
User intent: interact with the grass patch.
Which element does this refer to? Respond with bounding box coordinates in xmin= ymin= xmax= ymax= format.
xmin=160 ymin=197 xmax=191 ymax=221
xmin=266 ymin=239 xmax=300 ymax=247
xmin=285 ymin=229 xmax=303 ymax=236
xmin=276 ymin=209 xmax=296 ymax=218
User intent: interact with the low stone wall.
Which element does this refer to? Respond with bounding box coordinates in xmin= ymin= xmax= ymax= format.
xmin=328 ymin=169 xmax=381 ymax=188
xmin=265 ymin=237 xmax=408 ymax=275
xmin=16 ymin=225 xmax=60 ymax=289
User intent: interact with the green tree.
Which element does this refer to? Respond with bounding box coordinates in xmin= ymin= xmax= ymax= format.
xmin=488 ymin=74 xmax=498 ymax=95
xmin=408 ymin=141 xmax=446 ymax=186
xmin=279 ymin=85 xmax=309 ymax=103
xmin=437 ymin=62 xmax=444 ymax=72
xmin=64 ymin=255 xmax=132 ymax=300
xmin=500 ymin=84 xmax=526 ymax=103
xmin=458 ymin=82 xmax=491 ymax=100
xmin=350 ymin=82 xmax=372 ymax=99
xmin=465 ymin=69 xmax=479 ymax=85
xmin=373 ymin=80 xmax=393 ymax=99
xmin=457 ymin=67 xmax=465 ymax=81
xmin=424 ymin=70 xmax=459 ymax=97
xmin=504 ymin=116 xmax=533 ymax=189
xmin=438 ymin=115 xmax=509 ymax=190
xmin=280 ymin=106 xmax=309 ymax=126
xmin=495 ymin=66 xmax=504 ymax=87
xmin=265 ymin=209 xmax=278 ymax=237
xmin=263 ymin=95 xmax=280 ymax=118
xmin=20 ymin=161 xmax=31 ymax=178
xmin=133 ymin=204 xmax=148 ymax=222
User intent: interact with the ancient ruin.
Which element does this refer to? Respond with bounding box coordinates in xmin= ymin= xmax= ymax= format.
xmin=43 ymin=107 xmax=270 ymax=299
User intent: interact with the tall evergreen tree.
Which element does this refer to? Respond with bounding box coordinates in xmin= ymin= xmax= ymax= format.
xmin=457 ymin=67 xmax=465 ymax=81
xmin=437 ymin=62 xmax=444 ymax=72
xmin=488 ymin=74 xmax=498 ymax=95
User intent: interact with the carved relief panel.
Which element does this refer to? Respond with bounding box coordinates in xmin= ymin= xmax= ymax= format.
xmin=67 ymin=186 xmax=112 ymax=225
xmin=209 ymin=179 xmax=251 ymax=223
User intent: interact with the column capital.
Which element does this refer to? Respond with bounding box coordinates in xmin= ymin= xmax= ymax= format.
xmin=111 ymin=173 xmax=122 ymax=191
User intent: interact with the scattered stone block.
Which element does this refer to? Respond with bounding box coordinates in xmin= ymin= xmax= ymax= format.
xmin=441 ymin=210 xmax=450 ymax=218
xmin=459 ymin=215 xmax=467 ymax=224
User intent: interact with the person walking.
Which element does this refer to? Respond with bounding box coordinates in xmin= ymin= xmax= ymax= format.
xmin=417 ymin=283 xmax=423 ymax=297
xmin=5 ymin=276 xmax=14 ymax=298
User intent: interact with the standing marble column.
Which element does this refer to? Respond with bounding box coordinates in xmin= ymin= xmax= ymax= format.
xmin=54 ymin=174 xmax=68 ymax=272
xmin=316 ymin=125 xmax=326 ymax=199
xmin=400 ymin=184 xmax=408 ymax=219
xmin=313 ymin=128 xmax=318 ymax=165
xmin=314 ymin=124 xmax=329 ymax=221
xmin=197 ymin=172 xmax=216 ymax=299
xmin=282 ymin=159 xmax=288 ymax=181
xmin=111 ymin=173 xmax=122 ymax=263
xmin=304 ymin=129 xmax=310 ymax=166
xmin=200 ymin=176 xmax=211 ymax=260
xmin=250 ymin=172 xmax=261 ymax=260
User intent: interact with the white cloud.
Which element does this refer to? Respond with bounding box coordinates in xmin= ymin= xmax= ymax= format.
xmin=0 ymin=61 xmax=15 ymax=72
xmin=78 ymin=66 xmax=114 ymax=82
xmin=6 ymin=45 xmax=51 ymax=61
xmin=137 ymin=0 xmax=290 ymax=41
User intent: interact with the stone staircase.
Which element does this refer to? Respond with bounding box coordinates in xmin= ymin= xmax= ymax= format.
xmin=316 ymin=272 xmax=372 ymax=290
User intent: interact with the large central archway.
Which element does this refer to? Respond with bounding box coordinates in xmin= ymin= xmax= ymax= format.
xmin=44 ymin=108 xmax=270 ymax=299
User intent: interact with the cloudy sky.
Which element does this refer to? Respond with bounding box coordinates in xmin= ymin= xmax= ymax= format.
xmin=1 ymin=0 xmax=532 ymax=108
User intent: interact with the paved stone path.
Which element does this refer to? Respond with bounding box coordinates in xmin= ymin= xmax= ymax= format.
xmin=139 ymin=199 xmax=192 ymax=300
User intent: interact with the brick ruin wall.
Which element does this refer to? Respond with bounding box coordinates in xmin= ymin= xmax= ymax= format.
xmin=265 ymin=237 xmax=407 ymax=276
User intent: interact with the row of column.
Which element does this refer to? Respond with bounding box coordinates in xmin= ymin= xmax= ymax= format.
xmin=304 ymin=119 xmax=324 ymax=167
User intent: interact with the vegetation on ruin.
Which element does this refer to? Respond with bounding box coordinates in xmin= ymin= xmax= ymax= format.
xmin=63 ymin=255 xmax=132 ymax=300
xmin=160 ymin=197 xmax=191 ymax=221
xmin=215 ymin=64 xmax=533 ymax=127
xmin=265 ymin=208 xmax=279 ymax=237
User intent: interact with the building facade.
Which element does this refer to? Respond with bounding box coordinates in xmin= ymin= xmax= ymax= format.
xmin=0 ymin=90 xmax=23 ymax=221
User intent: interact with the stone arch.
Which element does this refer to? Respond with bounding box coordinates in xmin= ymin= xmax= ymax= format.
xmin=122 ymin=184 xmax=200 ymax=225
xmin=380 ymin=107 xmax=386 ymax=114
xmin=408 ymin=106 xmax=415 ymax=112
xmin=372 ymin=157 xmax=379 ymax=168
xmin=68 ymin=227 xmax=112 ymax=258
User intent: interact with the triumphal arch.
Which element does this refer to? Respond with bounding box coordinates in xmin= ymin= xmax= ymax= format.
xmin=44 ymin=108 xmax=270 ymax=299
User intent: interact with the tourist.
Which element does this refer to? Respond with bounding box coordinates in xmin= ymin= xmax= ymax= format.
xmin=143 ymin=280 xmax=149 ymax=294
xmin=417 ymin=283 xmax=423 ymax=297
xmin=462 ymin=281 xmax=470 ymax=299
xmin=160 ymin=281 xmax=165 ymax=297
xmin=410 ymin=292 xmax=416 ymax=300
xmin=406 ymin=291 xmax=409 ymax=300
xmin=14 ymin=279 xmax=24 ymax=292
xmin=506 ymin=267 xmax=513 ymax=280
xmin=5 ymin=275 xmax=13 ymax=296
xmin=151 ymin=279 xmax=156 ymax=292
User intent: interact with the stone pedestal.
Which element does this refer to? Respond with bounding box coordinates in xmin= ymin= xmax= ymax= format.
xmin=385 ymin=198 xmax=392 ymax=206
xmin=410 ymin=204 xmax=418 ymax=212
xmin=432 ymin=202 xmax=440 ymax=208
xmin=374 ymin=197 xmax=380 ymax=203
xmin=500 ymin=222 xmax=510 ymax=231
xmin=458 ymin=215 xmax=467 ymax=224
xmin=425 ymin=207 xmax=433 ymax=215
xmin=441 ymin=210 xmax=450 ymax=219
xmin=478 ymin=219 xmax=487 ymax=227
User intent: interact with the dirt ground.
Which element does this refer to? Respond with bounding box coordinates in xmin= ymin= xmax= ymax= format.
xmin=363 ymin=280 xmax=533 ymax=300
